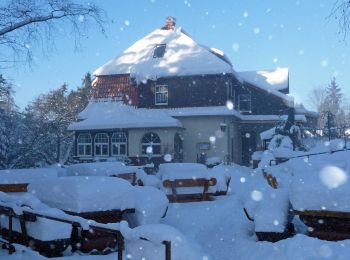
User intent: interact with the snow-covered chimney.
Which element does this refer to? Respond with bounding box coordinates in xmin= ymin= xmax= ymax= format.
xmin=162 ymin=16 xmax=176 ymax=30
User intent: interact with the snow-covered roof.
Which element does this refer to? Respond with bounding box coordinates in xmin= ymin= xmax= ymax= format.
xmin=68 ymin=99 xmax=310 ymax=131
xmin=160 ymin=106 xmax=241 ymax=118
xmin=294 ymin=104 xmax=319 ymax=117
xmin=68 ymin=101 xmax=183 ymax=131
xmin=94 ymin=27 xmax=234 ymax=83
xmin=240 ymin=114 xmax=307 ymax=122
xmin=238 ymin=68 xmax=289 ymax=92
xmin=238 ymin=68 xmax=294 ymax=107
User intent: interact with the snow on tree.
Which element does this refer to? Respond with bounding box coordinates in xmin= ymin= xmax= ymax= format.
xmin=0 ymin=0 xmax=104 ymax=66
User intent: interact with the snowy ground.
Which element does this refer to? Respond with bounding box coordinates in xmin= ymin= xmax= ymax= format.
xmin=2 ymin=141 xmax=350 ymax=259
xmin=2 ymin=194 xmax=350 ymax=259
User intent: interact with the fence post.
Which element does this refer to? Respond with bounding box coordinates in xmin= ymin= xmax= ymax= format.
xmin=117 ymin=231 xmax=123 ymax=260
xmin=163 ymin=240 xmax=171 ymax=260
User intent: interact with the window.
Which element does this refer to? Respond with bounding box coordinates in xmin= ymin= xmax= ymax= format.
xmin=77 ymin=134 xmax=92 ymax=156
xmin=153 ymin=44 xmax=166 ymax=58
xmin=111 ymin=132 xmax=127 ymax=155
xmin=238 ymin=94 xmax=251 ymax=112
xmin=94 ymin=133 xmax=109 ymax=156
xmin=141 ymin=132 xmax=161 ymax=155
xmin=155 ymin=85 xmax=168 ymax=105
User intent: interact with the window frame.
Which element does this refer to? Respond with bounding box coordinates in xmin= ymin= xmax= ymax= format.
xmin=141 ymin=132 xmax=161 ymax=156
xmin=77 ymin=133 xmax=92 ymax=157
xmin=238 ymin=93 xmax=252 ymax=113
xmin=153 ymin=44 xmax=166 ymax=58
xmin=111 ymin=132 xmax=127 ymax=156
xmin=94 ymin=133 xmax=109 ymax=157
xmin=155 ymin=85 xmax=168 ymax=105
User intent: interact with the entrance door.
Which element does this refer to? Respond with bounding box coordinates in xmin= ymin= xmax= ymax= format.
xmin=174 ymin=133 xmax=183 ymax=162
xmin=241 ymin=131 xmax=256 ymax=166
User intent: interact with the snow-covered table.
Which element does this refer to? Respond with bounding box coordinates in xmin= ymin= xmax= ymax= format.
xmin=28 ymin=176 xmax=136 ymax=253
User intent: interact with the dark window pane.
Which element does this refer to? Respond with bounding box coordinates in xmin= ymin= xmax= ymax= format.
xmin=153 ymin=44 xmax=166 ymax=58
xmin=86 ymin=145 xmax=91 ymax=155
xmin=112 ymin=144 xmax=119 ymax=155
xmin=153 ymin=145 xmax=161 ymax=154
xmin=102 ymin=144 xmax=109 ymax=155
xmin=78 ymin=145 xmax=84 ymax=155
xmin=120 ymin=144 xmax=126 ymax=155
xmin=96 ymin=145 xmax=101 ymax=155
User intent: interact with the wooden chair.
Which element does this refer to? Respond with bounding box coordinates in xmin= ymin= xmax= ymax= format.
xmin=162 ymin=178 xmax=217 ymax=203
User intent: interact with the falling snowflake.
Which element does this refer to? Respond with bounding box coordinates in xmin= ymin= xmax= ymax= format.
xmin=253 ymin=27 xmax=260 ymax=34
xmin=226 ymin=100 xmax=234 ymax=110
xmin=320 ymin=59 xmax=328 ymax=67
xmin=320 ymin=165 xmax=347 ymax=189
xmin=124 ymin=20 xmax=130 ymax=26
xmin=251 ymin=190 xmax=263 ymax=201
xmin=232 ymin=43 xmax=240 ymax=52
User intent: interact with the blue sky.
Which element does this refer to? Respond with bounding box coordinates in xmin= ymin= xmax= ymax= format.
xmin=3 ymin=0 xmax=350 ymax=110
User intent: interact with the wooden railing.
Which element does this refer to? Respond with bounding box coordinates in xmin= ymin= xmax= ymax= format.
xmin=0 ymin=204 xmax=171 ymax=260
xmin=269 ymin=147 xmax=350 ymax=166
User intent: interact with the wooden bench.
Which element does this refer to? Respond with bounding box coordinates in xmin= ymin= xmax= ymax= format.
xmin=294 ymin=209 xmax=350 ymax=241
xmin=0 ymin=183 xmax=28 ymax=193
xmin=163 ymin=178 xmax=217 ymax=203
xmin=110 ymin=172 xmax=143 ymax=186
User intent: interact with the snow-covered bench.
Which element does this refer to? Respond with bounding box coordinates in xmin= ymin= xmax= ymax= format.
xmin=158 ymin=163 xmax=224 ymax=203
xmin=163 ymin=177 xmax=217 ymax=202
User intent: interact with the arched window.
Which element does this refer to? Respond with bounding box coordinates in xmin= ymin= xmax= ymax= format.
xmin=111 ymin=132 xmax=127 ymax=155
xmin=141 ymin=132 xmax=161 ymax=155
xmin=77 ymin=133 xmax=92 ymax=156
xmin=94 ymin=133 xmax=109 ymax=156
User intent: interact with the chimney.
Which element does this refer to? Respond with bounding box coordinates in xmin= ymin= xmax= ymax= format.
xmin=162 ymin=16 xmax=176 ymax=30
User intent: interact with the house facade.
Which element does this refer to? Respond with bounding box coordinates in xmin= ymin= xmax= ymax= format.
xmin=68 ymin=20 xmax=316 ymax=166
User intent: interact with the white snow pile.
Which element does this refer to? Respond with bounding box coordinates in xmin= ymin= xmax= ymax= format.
xmin=65 ymin=161 xmax=127 ymax=176
xmin=94 ymin=27 xmax=233 ymax=83
xmin=262 ymin=139 xmax=350 ymax=212
xmin=213 ymin=164 xmax=291 ymax=233
xmin=124 ymin=223 xmax=206 ymax=260
xmin=28 ymin=176 xmax=168 ymax=225
xmin=28 ymin=176 xmax=136 ymax=213
xmin=0 ymin=192 xmax=72 ymax=241
xmin=128 ymin=186 xmax=169 ymax=226
xmin=65 ymin=161 xmax=160 ymax=188
xmin=0 ymin=167 xmax=60 ymax=184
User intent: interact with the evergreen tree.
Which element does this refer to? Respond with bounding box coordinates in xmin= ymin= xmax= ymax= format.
xmin=324 ymin=77 xmax=343 ymax=116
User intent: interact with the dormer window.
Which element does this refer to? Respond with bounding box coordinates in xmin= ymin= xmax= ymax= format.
xmin=153 ymin=44 xmax=166 ymax=58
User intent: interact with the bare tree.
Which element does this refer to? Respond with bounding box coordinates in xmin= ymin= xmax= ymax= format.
xmin=307 ymin=86 xmax=327 ymax=112
xmin=0 ymin=0 xmax=104 ymax=66
xmin=330 ymin=0 xmax=350 ymax=39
